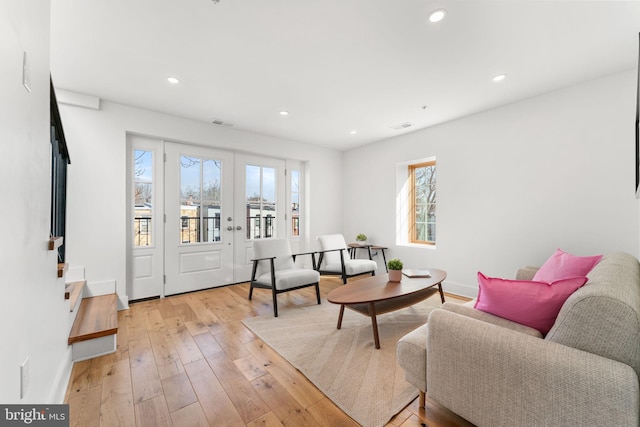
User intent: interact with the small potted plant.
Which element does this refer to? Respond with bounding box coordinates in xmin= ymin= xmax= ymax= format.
xmin=356 ymin=233 xmax=367 ymax=244
xmin=387 ymin=258 xmax=403 ymax=282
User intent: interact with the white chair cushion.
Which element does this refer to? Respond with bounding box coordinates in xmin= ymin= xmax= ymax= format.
xmin=317 ymin=234 xmax=348 ymax=268
xmin=255 ymin=269 xmax=320 ymax=290
xmin=345 ymin=259 xmax=377 ymax=275
xmin=253 ymin=238 xmax=295 ymax=278
xmin=323 ymin=259 xmax=377 ymax=275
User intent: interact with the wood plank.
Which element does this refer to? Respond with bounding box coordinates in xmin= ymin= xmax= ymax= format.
xmin=169 ymin=325 xmax=204 ymax=364
xmin=65 ymin=282 xmax=74 ymax=300
xmin=184 ymin=358 xmax=245 ymax=427
xmin=162 ymin=372 xmax=197 ymax=413
xmin=129 ymin=337 xmax=163 ymax=403
xmin=99 ymin=358 xmax=135 ymax=427
xmin=68 ymin=281 xmax=86 ymax=312
xmin=192 ymin=332 xmax=225 ymax=358
xmin=233 ymin=354 xmax=268 ymax=382
xmin=305 ymin=397 xmax=360 ymax=427
xmin=246 ymin=411 xmax=284 ymax=427
xmin=134 ymin=395 xmax=172 ymax=427
xmin=170 ymin=402 xmax=210 ymax=427
xmin=68 ymin=385 xmax=101 ymax=427
xmin=68 ymin=293 xmax=118 ymax=344
xmin=49 ymin=236 xmax=64 ymax=250
xmin=149 ymin=328 xmax=186 ymax=380
xmin=251 ymin=374 xmax=321 ymax=427
xmin=205 ymin=354 xmax=271 ymax=423
xmin=58 ymin=262 xmax=68 ymax=278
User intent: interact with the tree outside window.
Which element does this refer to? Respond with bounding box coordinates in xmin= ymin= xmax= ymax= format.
xmin=409 ymin=161 xmax=436 ymax=244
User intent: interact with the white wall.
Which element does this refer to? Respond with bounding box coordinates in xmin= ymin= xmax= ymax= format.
xmin=0 ymin=0 xmax=72 ymax=403
xmin=58 ymin=100 xmax=344 ymax=306
xmin=344 ymin=70 xmax=640 ymax=297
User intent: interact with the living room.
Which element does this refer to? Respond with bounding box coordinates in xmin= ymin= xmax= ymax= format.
xmin=2 ymin=0 xmax=640 ymax=425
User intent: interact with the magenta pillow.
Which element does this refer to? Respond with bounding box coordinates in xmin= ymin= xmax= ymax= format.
xmin=474 ymin=272 xmax=587 ymax=335
xmin=532 ymin=248 xmax=602 ymax=282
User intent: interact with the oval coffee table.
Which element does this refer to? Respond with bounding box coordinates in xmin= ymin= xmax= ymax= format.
xmin=326 ymin=269 xmax=446 ymax=349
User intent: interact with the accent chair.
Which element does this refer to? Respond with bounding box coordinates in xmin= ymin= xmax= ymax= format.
xmin=249 ymin=238 xmax=320 ymax=317
xmin=316 ymin=234 xmax=377 ymax=284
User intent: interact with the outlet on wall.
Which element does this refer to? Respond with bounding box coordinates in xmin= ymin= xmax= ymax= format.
xmin=20 ymin=357 xmax=29 ymax=399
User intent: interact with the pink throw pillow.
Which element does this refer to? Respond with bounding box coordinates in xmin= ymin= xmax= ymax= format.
xmin=532 ymin=248 xmax=602 ymax=282
xmin=474 ymin=272 xmax=587 ymax=335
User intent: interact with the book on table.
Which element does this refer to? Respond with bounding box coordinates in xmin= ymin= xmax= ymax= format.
xmin=402 ymin=269 xmax=431 ymax=278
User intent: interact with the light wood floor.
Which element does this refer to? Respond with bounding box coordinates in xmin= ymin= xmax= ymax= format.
xmin=64 ymin=277 xmax=474 ymax=427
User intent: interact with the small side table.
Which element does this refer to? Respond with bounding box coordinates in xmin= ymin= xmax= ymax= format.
xmin=348 ymin=243 xmax=389 ymax=272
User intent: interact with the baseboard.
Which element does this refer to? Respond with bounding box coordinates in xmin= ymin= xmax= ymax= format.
xmin=442 ymin=280 xmax=477 ymax=299
xmin=49 ymin=347 xmax=73 ymax=404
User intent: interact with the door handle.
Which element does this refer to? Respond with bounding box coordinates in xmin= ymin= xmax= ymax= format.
xmin=227 ymin=226 xmax=233 ymax=231
xmin=236 ymin=225 xmax=242 ymax=231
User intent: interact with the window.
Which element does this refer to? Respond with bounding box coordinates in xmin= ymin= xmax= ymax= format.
xmin=408 ymin=160 xmax=436 ymax=244
xmin=50 ymin=80 xmax=70 ymax=262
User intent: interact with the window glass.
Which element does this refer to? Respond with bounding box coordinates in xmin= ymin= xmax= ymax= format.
xmin=409 ymin=161 xmax=436 ymax=244
xmin=134 ymin=150 xmax=153 ymax=246
xmin=246 ymin=165 xmax=277 ymax=239
xmin=180 ymin=156 xmax=222 ymax=244
xmin=290 ymin=169 xmax=300 ymax=236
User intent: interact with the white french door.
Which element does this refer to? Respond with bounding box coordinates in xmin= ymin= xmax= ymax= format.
xmin=128 ymin=139 xmax=290 ymax=299
xmin=164 ymin=142 xmax=235 ymax=296
xmin=233 ymin=154 xmax=286 ymax=283
xmin=128 ymin=135 xmax=165 ymax=300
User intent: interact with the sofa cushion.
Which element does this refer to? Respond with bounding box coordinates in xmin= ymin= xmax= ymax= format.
xmin=532 ymin=248 xmax=602 ymax=282
xmin=475 ymin=272 xmax=587 ymax=335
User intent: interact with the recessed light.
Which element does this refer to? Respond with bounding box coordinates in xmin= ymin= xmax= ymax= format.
xmin=350 ymin=130 xmax=357 ymax=135
xmin=279 ymin=111 xmax=289 ymax=116
xmin=167 ymin=76 xmax=180 ymax=84
xmin=429 ymin=9 xmax=447 ymax=23
xmin=492 ymin=74 xmax=507 ymax=82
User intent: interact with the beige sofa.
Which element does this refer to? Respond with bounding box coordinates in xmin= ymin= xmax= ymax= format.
xmin=397 ymin=252 xmax=640 ymax=426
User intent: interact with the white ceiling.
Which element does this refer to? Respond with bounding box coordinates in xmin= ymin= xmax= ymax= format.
xmin=50 ymin=1 xmax=640 ymax=151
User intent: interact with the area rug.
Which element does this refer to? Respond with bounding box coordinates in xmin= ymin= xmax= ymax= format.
xmin=242 ymin=297 xmax=445 ymax=427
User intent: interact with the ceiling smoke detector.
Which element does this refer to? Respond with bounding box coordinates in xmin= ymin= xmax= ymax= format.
xmin=390 ymin=122 xmax=413 ymax=130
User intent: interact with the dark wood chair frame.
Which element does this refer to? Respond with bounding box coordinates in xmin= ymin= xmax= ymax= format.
xmin=316 ymin=247 xmax=376 ymax=285
xmin=248 ymin=251 xmax=320 ymax=317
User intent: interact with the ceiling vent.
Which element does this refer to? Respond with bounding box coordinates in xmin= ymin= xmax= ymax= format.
xmin=390 ymin=122 xmax=412 ymax=130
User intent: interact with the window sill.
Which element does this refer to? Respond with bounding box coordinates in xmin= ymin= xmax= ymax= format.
xmin=397 ymin=242 xmax=437 ymax=250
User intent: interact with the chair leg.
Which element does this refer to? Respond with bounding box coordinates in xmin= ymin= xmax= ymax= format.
xmin=315 ymin=283 xmax=321 ymax=304
xmin=272 ymin=287 xmax=278 ymax=317
xmin=249 ymin=283 xmax=254 ymax=300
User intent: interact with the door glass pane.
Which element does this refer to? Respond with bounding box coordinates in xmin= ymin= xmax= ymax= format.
xmin=134 ymin=150 xmax=153 ymax=246
xmin=245 ymin=165 xmax=277 ymax=239
xmin=180 ymin=155 xmax=223 ymax=244
xmin=291 ymin=169 xmax=300 ymax=236
xmin=203 ymin=159 xmax=222 ymax=242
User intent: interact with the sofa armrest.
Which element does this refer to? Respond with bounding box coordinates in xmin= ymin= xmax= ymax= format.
xmin=427 ymin=309 xmax=639 ymax=427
